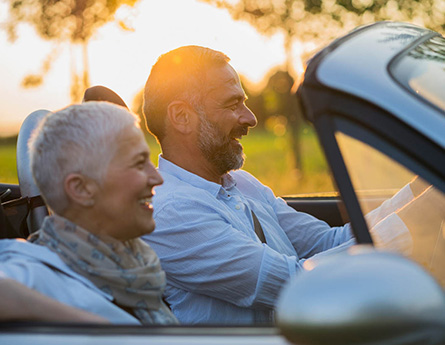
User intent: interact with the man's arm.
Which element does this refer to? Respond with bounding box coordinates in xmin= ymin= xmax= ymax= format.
xmin=232 ymin=169 xmax=354 ymax=259
xmin=146 ymin=199 xmax=302 ymax=310
xmin=264 ymin=175 xmax=426 ymax=257
xmin=0 ymin=278 xmax=108 ymax=323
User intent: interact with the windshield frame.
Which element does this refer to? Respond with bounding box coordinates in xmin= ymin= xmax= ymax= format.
xmin=311 ymin=89 xmax=445 ymax=245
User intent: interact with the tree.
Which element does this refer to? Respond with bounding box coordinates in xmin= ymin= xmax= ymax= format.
xmin=200 ymin=0 xmax=444 ymax=63
xmin=263 ymin=70 xmax=303 ymax=172
xmin=243 ymin=70 xmax=304 ymax=172
xmin=3 ymin=0 xmax=140 ymax=101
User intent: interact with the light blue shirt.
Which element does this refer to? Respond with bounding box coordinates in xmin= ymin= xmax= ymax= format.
xmin=0 ymin=239 xmax=140 ymax=324
xmin=143 ymin=156 xmax=355 ymax=324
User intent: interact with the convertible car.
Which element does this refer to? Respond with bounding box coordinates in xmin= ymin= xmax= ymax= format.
xmin=1 ymin=21 xmax=445 ymax=345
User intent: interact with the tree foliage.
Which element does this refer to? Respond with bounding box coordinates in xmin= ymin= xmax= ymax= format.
xmin=200 ymin=0 xmax=445 ymax=53
xmin=3 ymin=0 xmax=140 ymax=101
xmin=4 ymin=0 xmax=139 ymax=43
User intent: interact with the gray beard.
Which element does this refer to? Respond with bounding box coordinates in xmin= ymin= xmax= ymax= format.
xmin=197 ymin=113 xmax=245 ymax=176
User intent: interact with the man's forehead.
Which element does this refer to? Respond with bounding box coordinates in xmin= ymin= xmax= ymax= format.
xmin=205 ymin=64 xmax=242 ymax=94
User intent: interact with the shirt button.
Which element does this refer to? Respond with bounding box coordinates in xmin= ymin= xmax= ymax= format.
xmin=235 ymin=205 xmax=241 ymax=210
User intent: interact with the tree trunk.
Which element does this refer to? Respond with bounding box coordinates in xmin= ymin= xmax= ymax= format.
xmin=284 ymin=36 xmax=303 ymax=176
xmin=70 ymin=41 xmax=90 ymax=103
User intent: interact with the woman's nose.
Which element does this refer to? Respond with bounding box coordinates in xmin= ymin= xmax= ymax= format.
xmin=147 ymin=164 xmax=163 ymax=187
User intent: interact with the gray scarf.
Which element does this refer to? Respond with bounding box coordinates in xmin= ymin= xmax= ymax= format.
xmin=30 ymin=215 xmax=178 ymax=325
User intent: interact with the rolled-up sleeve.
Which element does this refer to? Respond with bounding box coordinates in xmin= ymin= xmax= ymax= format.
xmin=146 ymin=199 xmax=302 ymax=309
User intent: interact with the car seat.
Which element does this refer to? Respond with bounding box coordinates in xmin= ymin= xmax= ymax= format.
xmin=16 ymin=110 xmax=51 ymax=233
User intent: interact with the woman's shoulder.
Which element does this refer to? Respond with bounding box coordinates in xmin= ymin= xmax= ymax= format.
xmin=0 ymin=238 xmax=52 ymax=259
xmin=0 ymin=239 xmax=93 ymax=286
xmin=0 ymin=238 xmax=114 ymax=298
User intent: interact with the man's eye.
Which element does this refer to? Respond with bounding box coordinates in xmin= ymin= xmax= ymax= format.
xmin=230 ymin=104 xmax=238 ymax=111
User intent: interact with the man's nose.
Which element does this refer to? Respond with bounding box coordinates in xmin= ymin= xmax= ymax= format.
xmin=239 ymin=105 xmax=257 ymax=128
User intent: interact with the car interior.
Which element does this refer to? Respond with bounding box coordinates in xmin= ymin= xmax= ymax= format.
xmin=0 ymin=85 xmax=350 ymax=240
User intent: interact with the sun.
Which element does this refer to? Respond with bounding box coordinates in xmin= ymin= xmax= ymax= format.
xmin=0 ymin=0 xmax=288 ymax=136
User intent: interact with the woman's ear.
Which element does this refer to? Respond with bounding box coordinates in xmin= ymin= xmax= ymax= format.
xmin=166 ymin=101 xmax=197 ymax=135
xmin=64 ymin=173 xmax=97 ymax=207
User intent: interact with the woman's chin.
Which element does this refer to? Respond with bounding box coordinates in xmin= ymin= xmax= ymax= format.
xmin=143 ymin=219 xmax=156 ymax=236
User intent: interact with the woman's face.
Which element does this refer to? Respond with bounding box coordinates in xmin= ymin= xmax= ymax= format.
xmin=90 ymin=125 xmax=163 ymax=241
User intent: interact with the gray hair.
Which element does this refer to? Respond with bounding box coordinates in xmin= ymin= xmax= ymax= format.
xmin=29 ymin=102 xmax=140 ymax=214
xmin=143 ymin=45 xmax=230 ymax=143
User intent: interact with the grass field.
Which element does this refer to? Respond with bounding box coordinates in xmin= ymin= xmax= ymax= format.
xmin=0 ymin=128 xmax=334 ymax=196
xmin=0 ymin=145 xmax=18 ymax=184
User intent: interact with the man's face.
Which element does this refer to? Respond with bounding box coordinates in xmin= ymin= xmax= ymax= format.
xmin=196 ymin=64 xmax=257 ymax=175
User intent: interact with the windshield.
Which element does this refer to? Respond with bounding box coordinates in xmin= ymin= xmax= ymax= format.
xmin=336 ymin=132 xmax=445 ymax=287
xmin=391 ymin=35 xmax=445 ymax=111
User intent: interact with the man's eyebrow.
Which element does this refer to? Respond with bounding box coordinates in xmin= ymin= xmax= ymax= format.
xmin=223 ymin=93 xmax=247 ymax=105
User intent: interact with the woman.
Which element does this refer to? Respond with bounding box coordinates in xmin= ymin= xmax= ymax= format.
xmin=0 ymin=102 xmax=177 ymax=324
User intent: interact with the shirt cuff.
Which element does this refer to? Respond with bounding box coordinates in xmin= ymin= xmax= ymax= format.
xmin=252 ymin=247 xmax=301 ymax=308
xmin=370 ymin=213 xmax=413 ymax=255
xmin=365 ymin=184 xmax=414 ymax=228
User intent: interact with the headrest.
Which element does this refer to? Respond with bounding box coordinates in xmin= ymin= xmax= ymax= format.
xmin=16 ymin=109 xmax=51 ymax=233
xmin=82 ymin=85 xmax=128 ymax=109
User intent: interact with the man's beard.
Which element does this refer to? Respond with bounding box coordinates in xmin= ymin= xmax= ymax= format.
xmin=197 ymin=112 xmax=248 ymax=175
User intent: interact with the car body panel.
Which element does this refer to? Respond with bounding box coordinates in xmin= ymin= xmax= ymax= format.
xmin=0 ymin=325 xmax=290 ymax=345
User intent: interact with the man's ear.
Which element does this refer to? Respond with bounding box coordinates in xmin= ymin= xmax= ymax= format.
xmin=167 ymin=101 xmax=197 ymax=134
xmin=64 ymin=173 xmax=98 ymax=207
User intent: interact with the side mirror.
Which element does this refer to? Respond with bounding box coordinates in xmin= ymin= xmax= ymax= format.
xmin=276 ymin=246 xmax=445 ymax=345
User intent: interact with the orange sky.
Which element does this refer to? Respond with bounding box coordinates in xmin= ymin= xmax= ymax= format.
xmin=0 ymin=0 xmax=308 ymax=136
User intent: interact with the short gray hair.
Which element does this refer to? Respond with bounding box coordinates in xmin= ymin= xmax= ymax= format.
xmin=143 ymin=45 xmax=230 ymax=143
xmin=29 ymin=102 xmax=140 ymax=214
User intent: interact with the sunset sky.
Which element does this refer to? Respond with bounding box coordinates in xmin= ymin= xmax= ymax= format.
xmin=0 ymin=0 xmax=307 ymax=136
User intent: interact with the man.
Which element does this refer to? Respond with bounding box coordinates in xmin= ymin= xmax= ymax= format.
xmin=142 ymin=46 xmax=416 ymax=324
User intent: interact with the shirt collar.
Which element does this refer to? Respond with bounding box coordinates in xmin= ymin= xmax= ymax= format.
xmin=221 ymin=172 xmax=237 ymax=190
xmin=158 ymin=155 xmax=237 ymax=197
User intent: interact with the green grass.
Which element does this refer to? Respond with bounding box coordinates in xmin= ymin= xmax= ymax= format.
xmin=0 ymin=128 xmax=334 ymax=196
xmin=0 ymin=144 xmax=18 ymax=184
xmin=242 ymin=128 xmax=334 ymax=196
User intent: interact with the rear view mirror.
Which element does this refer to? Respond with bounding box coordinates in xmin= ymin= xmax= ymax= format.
xmin=276 ymin=246 xmax=445 ymax=345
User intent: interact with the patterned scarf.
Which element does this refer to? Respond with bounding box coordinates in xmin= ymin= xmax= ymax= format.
xmin=30 ymin=215 xmax=178 ymax=325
